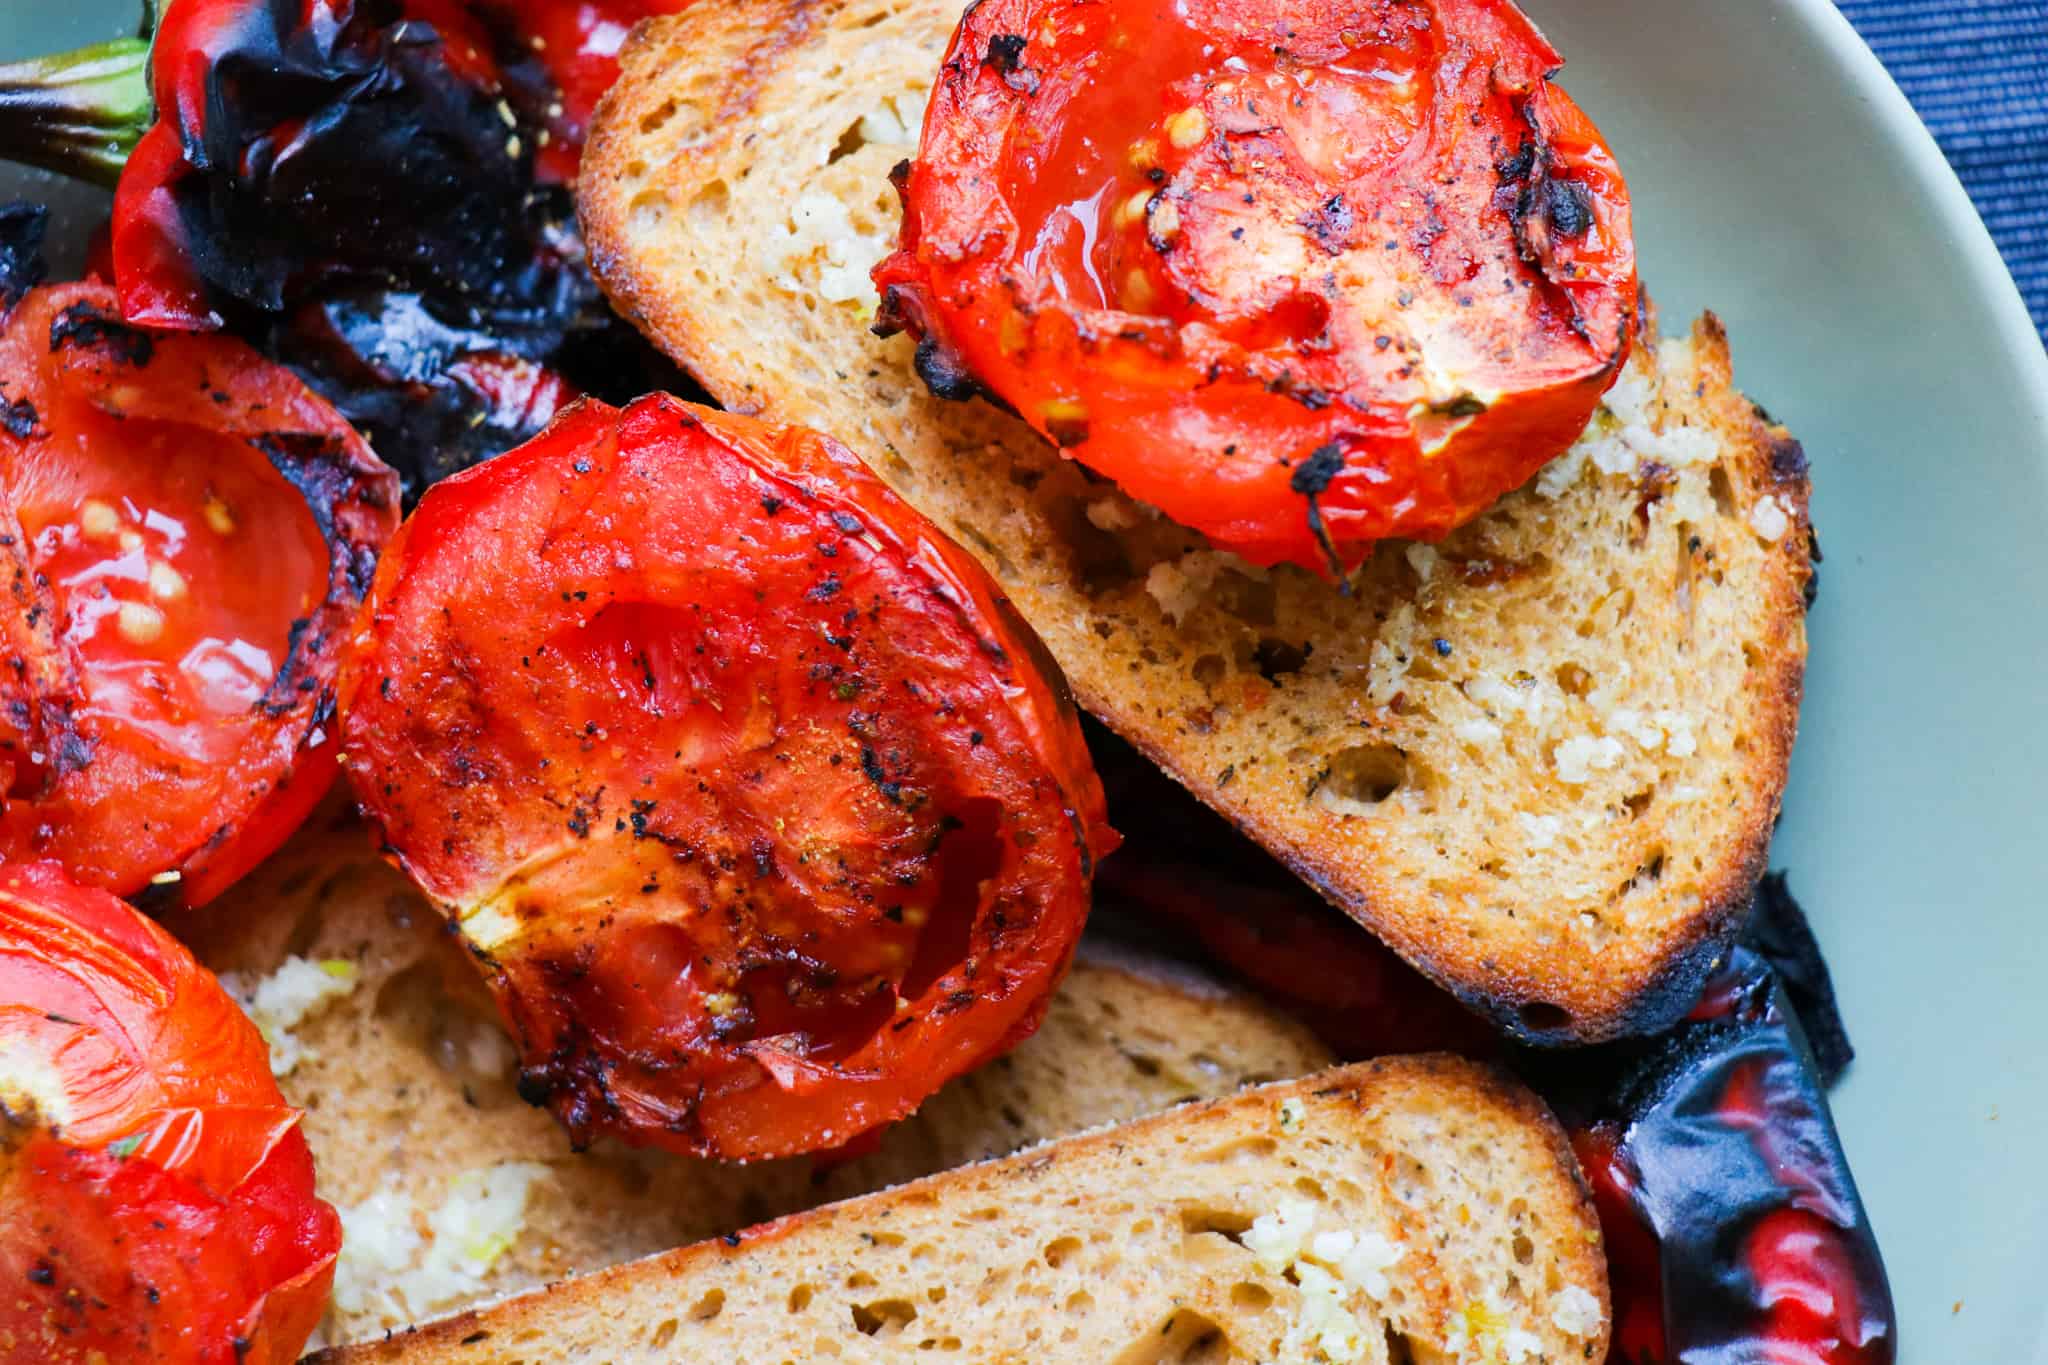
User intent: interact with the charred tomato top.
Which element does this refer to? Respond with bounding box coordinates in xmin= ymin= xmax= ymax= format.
xmin=873 ymin=0 xmax=1637 ymax=575
xmin=0 ymin=861 xmax=340 ymax=1365
xmin=0 ymin=280 xmax=400 ymax=905
xmin=338 ymin=395 xmax=1115 ymax=1160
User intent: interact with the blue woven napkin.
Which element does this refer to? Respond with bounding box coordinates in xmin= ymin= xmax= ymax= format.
xmin=1835 ymin=0 xmax=2048 ymax=344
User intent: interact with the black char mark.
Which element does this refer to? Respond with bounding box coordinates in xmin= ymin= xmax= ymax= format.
xmin=0 ymin=201 xmax=49 ymax=312
xmin=0 ymin=396 xmax=38 ymax=439
xmin=983 ymin=33 xmax=1038 ymax=93
xmin=48 ymin=304 xmax=155 ymax=367
xmin=1288 ymin=441 xmax=1350 ymax=582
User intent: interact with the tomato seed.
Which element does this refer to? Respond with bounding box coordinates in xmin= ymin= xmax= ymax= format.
xmin=116 ymin=601 xmax=166 ymax=646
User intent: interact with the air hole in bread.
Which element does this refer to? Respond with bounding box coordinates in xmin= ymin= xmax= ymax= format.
xmin=1043 ymin=1235 xmax=1083 ymax=1268
xmin=1178 ymin=1208 xmax=1253 ymax=1245
xmin=1708 ymin=465 xmax=1737 ymax=519
xmin=1512 ymin=1232 xmax=1536 ymax=1265
xmin=1554 ymin=662 xmax=1593 ymax=698
xmin=688 ymin=179 xmax=732 ymax=231
xmin=688 ymin=1288 xmax=725 ymax=1322
xmin=1253 ymin=637 xmax=1311 ymax=683
xmin=1199 ymin=1135 xmax=1278 ymax=1163
xmin=1314 ymin=743 xmax=1410 ymax=815
xmin=1230 ymin=1281 xmax=1273 ymax=1311
xmin=1292 ymin=1176 xmax=1326 ymax=1201
xmin=648 ymin=1317 xmax=680 ymax=1348
xmin=1066 ymin=1289 xmax=1095 ymax=1314
xmin=828 ymin=119 xmax=868 ymax=164
xmin=1623 ymin=789 xmax=1654 ymax=821
xmin=638 ymin=97 xmax=680 ymax=136
xmin=850 ymin=1298 xmax=919 ymax=1336
xmin=629 ymin=192 xmax=669 ymax=236
xmin=1122 ymin=1309 xmax=1232 ymax=1364
xmin=1190 ymin=653 xmax=1227 ymax=691
xmin=1385 ymin=1325 xmax=1419 ymax=1365
xmin=1578 ymin=586 xmax=1634 ymax=638
xmin=1624 ymin=851 xmax=1667 ymax=896
xmin=788 ymin=1283 xmax=815 ymax=1312
xmin=1518 ymin=1001 xmax=1571 ymax=1033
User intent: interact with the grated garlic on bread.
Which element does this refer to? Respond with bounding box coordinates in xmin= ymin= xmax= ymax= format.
xmin=314 ymin=1056 xmax=1608 ymax=1365
xmin=172 ymin=806 xmax=1333 ymax=1349
xmin=578 ymin=0 xmax=1815 ymax=1041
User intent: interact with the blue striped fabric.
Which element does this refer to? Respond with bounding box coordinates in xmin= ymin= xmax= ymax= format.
xmin=1834 ymin=0 xmax=2048 ymax=345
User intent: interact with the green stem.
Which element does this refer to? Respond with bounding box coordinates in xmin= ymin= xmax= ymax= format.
xmin=0 ymin=37 xmax=153 ymax=189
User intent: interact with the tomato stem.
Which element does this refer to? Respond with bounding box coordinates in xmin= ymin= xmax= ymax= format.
xmin=0 ymin=37 xmax=152 ymax=189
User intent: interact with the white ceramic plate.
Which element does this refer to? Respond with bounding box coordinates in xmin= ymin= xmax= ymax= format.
xmin=5 ymin=2 xmax=2046 ymax=1358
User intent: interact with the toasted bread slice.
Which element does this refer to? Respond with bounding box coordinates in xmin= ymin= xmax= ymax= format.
xmin=173 ymin=807 xmax=1332 ymax=1348
xmin=315 ymin=1056 xmax=1608 ymax=1364
xmin=579 ymin=0 xmax=1815 ymax=1043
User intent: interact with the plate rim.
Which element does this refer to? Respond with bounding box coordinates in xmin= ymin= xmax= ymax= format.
xmin=1783 ymin=0 xmax=2048 ymax=414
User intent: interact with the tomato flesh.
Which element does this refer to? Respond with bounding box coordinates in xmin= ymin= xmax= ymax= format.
xmin=0 ymin=282 xmax=400 ymax=905
xmin=11 ymin=406 xmax=326 ymax=773
xmin=0 ymin=862 xmax=340 ymax=1365
xmin=339 ymin=396 xmax=1114 ymax=1159
xmin=874 ymin=0 xmax=1637 ymax=575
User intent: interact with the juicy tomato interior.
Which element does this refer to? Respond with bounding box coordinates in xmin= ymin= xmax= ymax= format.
xmin=0 ymin=862 xmax=339 ymax=1365
xmin=875 ymin=0 xmax=1637 ymax=574
xmin=339 ymin=395 xmax=1113 ymax=1160
xmin=0 ymin=283 xmax=399 ymax=904
xmin=10 ymin=405 xmax=327 ymax=775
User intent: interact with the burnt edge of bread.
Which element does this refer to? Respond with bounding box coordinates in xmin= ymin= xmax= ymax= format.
xmin=309 ymin=1055 xmax=1604 ymax=1363
xmin=578 ymin=9 xmax=1815 ymax=1048
xmin=1168 ymin=316 xmax=1812 ymax=1046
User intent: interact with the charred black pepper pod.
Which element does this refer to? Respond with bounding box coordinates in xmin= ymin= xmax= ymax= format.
xmin=1537 ymin=928 xmax=1897 ymax=1364
xmin=149 ymin=1 xmax=568 ymax=316
xmin=0 ymin=0 xmax=695 ymax=502
xmin=0 ymin=201 xmax=50 ymax=310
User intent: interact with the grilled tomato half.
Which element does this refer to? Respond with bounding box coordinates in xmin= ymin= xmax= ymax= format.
xmin=873 ymin=0 xmax=1637 ymax=575
xmin=338 ymin=395 xmax=1115 ymax=1160
xmin=0 ymin=861 xmax=340 ymax=1365
xmin=0 ymin=279 xmax=400 ymax=906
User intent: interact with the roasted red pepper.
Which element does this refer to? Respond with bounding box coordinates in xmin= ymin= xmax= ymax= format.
xmin=2 ymin=0 xmax=693 ymax=501
xmin=1090 ymin=724 xmax=1895 ymax=1365
xmin=1561 ymin=938 xmax=1895 ymax=1365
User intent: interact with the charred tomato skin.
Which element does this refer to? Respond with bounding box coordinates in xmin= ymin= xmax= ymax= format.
xmin=0 ymin=861 xmax=340 ymax=1365
xmin=873 ymin=0 xmax=1637 ymax=576
xmin=338 ymin=395 xmax=1116 ymax=1160
xmin=0 ymin=279 xmax=400 ymax=906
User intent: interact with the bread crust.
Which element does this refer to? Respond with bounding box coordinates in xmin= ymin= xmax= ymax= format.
xmin=579 ymin=0 xmax=1813 ymax=1042
xmin=315 ymin=1056 xmax=1610 ymax=1363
